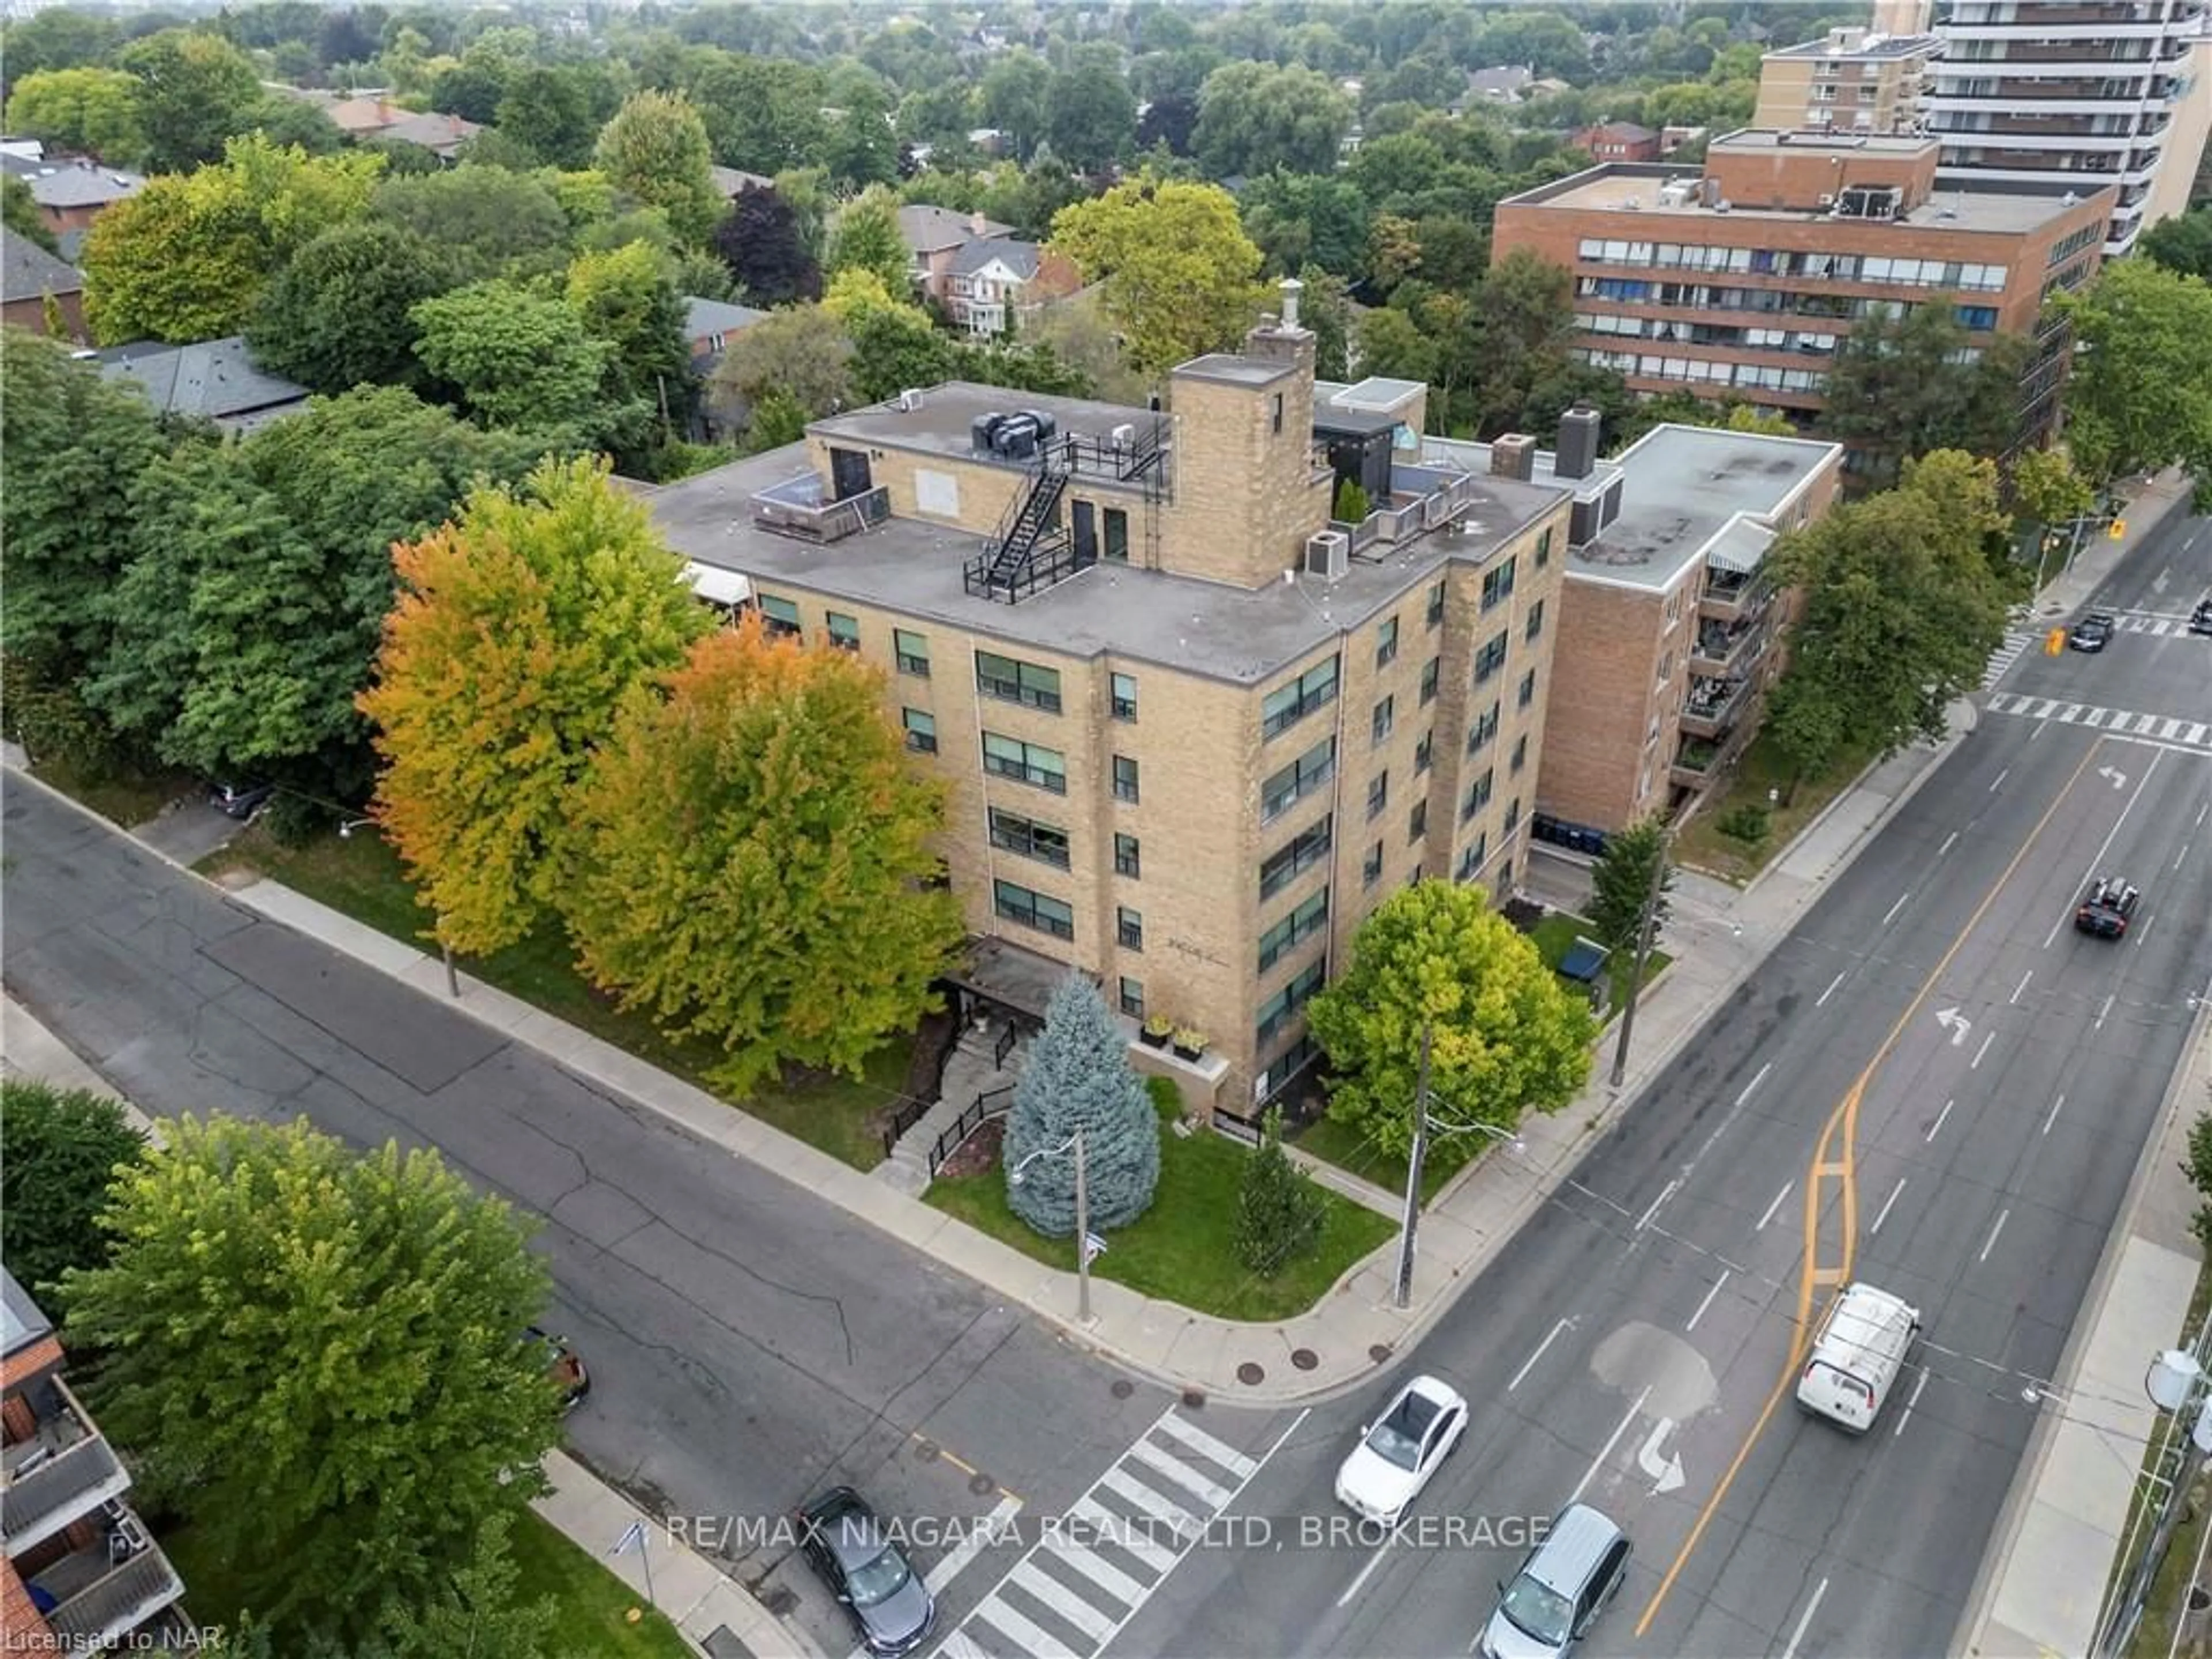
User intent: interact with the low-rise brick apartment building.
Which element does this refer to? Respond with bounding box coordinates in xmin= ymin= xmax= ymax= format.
xmin=647 ymin=289 xmax=1572 ymax=1124
xmin=2 ymin=1268 xmax=191 ymax=1649
xmin=1422 ymin=416 xmax=1844 ymax=841
xmin=1491 ymin=128 xmax=2111 ymax=448
xmin=1755 ymin=26 xmax=1945 ymax=137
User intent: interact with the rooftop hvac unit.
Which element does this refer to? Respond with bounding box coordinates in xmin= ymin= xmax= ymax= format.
xmin=1304 ymin=530 xmax=1350 ymax=581
xmin=898 ymin=388 xmax=925 ymax=412
xmin=1110 ymin=422 xmax=1136 ymax=447
xmin=1819 ymin=193 xmax=1836 ymax=209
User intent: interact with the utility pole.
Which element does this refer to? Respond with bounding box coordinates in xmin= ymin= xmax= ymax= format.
xmin=1393 ymin=1021 xmax=1434 ymax=1310
xmin=1073 ymin=1127 xmax=1092 ymax=1325
xmin=1609 ymin=831 xmax=1671 ymax=1089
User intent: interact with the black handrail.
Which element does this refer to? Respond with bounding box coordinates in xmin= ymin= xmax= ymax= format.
xmin=993 ymin=1021 xmax=1017 ymax=1071
xmin=929 ymin=1085 xmax=1014 ymax=1175
xmin=880 ymin=1094 xmax=931 ymax=1162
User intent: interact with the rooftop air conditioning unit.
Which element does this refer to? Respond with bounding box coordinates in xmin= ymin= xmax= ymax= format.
xmin=1713 ymin=199 xmax=1732 ymax=213
xmin=1110 ymin=422 xmax=1136 ymax=446
xmin=1819 ymin=192 xmax=1836 ymax=209
xmin=1304 ymin=530 xmax=1350 ymax=581
xmin=897 ymin=388 xmax=925 ymax=412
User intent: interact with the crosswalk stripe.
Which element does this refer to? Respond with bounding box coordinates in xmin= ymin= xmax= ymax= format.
xmin=2134 ymin=713 xmax=2161 ymax=734
xmin=2188 ymin=723 xmax=2210 ymax=745
xmin=1006 ymin=1563 xmax=1119 ymax=1642
xmin=1128 ymin=1440 xmax=1232 ymax=1509
xmin=1070 ymin=1497 xmax=1179 ymax=1575
xmin=1154 ymin=1412 xmax=1259 ymax=1479
xmin=2161 ymin=718 xmax=2186 ymax=740
xmin=972 ymin=1595 xmax=1082 ymax=1659
xmin=940 ymin=1629 xmax=1002 ymax=1659
xmin=1040 ymin=1533 xmax=1146 ymax=1606
xmin=1098 ymin=1467 xmax=1196 ymax=1532
xmin=2057 ymin=703 xmax=2085 ymax=722
xmin=2029 ymin=697 xmax=2058 ymax=717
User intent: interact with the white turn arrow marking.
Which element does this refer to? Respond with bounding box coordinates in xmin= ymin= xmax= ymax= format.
xmin=2098 ymin=765 xmax=2129 ymax=790
xmin=1638 ymin=1418 xmax=1685 ymax=1495
xmin=1934 ymin=1007 xmax=1972 ymax=1047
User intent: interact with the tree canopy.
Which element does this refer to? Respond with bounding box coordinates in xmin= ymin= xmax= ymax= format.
xmin=595 ymin=89 xmax=723 ymax=244
xmin=3 ymin=66 xmax=145 ymax=164
xmin=1815 ymin=300 xmax=2028 ymax=486
xmin=1048 ymin=176 xmax=1262 ymax=375
xmin=1003 ymin=975 xmax=1161 ymax=1236
xmin=409 ymin=279 xmax=612 ymax=437
xmin=1194 ymin=61 xmax=1355 ymax=179
xmin=0 ymin=1078 xmax=147 ymax=1314
xmin=711 ymin=181 xmax=822 ymax=304
xmin=116 ymin=27 xmax=263 ymax=172
xmin=1588 ymin=817 xmax=1673 ymax=956
xmin=2052 ymin=257 xmax=2212 ymax=505
xmin=249 ymin=219 xmax=454 ymax=395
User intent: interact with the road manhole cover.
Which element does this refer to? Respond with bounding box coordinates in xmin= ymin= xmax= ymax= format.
xmin=912 ymin=1439 xmax=941 ymax=1463
xmin=1291 ymin=1348 xmax=1319 ymax=1371
xmin=1368 ymin=1343 xmax=1393 ymax=1364
xmin=1110 ymin=1378 xmax=1135 ymax=1399
xmin=1236 ymin=1362 xmax=1265 ymax=1385
xmin=1181 ymin=1388 xmax=1207 ymax=1409
xmin=760 ymin=1587 xmax=798 ymax=1616
xmin=969 ymin=1472 xmax=996 ymax=1496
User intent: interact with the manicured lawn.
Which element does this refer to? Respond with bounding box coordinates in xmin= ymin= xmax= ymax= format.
xmin=26 ymin=755 xmax=195 ymax=830
xmin=1527 ymin=912 xmax=1673 ymax=1013
xmin=1291 ymin=1113 xmax=1460 ymax=1203
xmin=1671 ymin=732 xmax=1874 ymax=886
xmin=200 ymin=827 xmax=910 ymax=1171
xmin=926 ymin=1080 xmax=1396 ymax=1322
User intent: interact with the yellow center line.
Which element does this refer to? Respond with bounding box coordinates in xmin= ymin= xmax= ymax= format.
xmin=1635 ymin=737 xmax=2105 ymax=1639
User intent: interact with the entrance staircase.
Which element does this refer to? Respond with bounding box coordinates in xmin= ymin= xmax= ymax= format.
xmin=875 ymin=1017 xmax=1028 ymax=1196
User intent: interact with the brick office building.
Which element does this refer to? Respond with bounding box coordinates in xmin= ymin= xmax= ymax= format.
xmin=1491 ymin=129 xmax=2111 ymax=445
xmin=647 ymin=285 xmax=1573 ymax=1123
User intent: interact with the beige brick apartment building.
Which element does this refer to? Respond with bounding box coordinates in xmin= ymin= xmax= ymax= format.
xmin=1755 ymin=26 xmax=1944 ymax=138
xmin=648 ymin=294 xmax=1571 ymax=1122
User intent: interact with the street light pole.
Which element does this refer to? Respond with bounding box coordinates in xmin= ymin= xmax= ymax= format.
xmin=1393 ymin=1022 xmax=1434 ymax=1310
xmin=1609 ymin=831 xmax=1671 ymax=1089
xmin=1073 ymin=1127 xmax=1091 ymax=1325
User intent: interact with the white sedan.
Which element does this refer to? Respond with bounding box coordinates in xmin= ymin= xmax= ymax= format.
xmin=1334 ymin=1374 xmax=1469 ymax=1524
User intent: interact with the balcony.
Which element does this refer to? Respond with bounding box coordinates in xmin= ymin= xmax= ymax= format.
xmin=750 ymin=474 xmax=892 ymax=544
xmin=1698 ymin=570 xmax=1772 ymax=623
xmin=1669 ymin=722 xmax=1756 ymax=791
xmin=1689 ymin=620 xmax=1768 ymax=676
xmin=1679 ymin=675 xmax=1754 ymax=739
xmin=26 ymin=1505 xmax=186 ymax=1650
xmin=2 ymin=1377 xmax=130 ymax=1555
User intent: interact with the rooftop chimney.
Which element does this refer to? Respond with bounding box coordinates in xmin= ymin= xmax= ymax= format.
xmin=1555 ymin=406 xmax=1602 ymax=481
xmin=1279 ymin=276 xmax=1304 ymax=332
xmin=970 ymin=209 xmax=988 ymax=236
xmin=1491 ymin=434 xmax=1537 ymax=483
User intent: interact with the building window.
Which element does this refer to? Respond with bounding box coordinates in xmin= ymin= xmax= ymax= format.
xmin=1111 ymin=672 xmax=1138 ymax=721
xmin=1419 ymin=656 xmax=1440 ymax=706
xmin=825 ymin=611 xmax=860 ymax=651
xmin=1371 ymin=694 xmax=1395 ymax=747
xmin=1461 ymin=767 xmax=1494 ymax=822
xmin=1262 ymin=737 xmax=1335 ymax=823
xmin=1259 ymin=815 xmax=1333 ymax=901
xmin=1408 ymin=800 xmax=1427 ymax=842
xmin=1480 ymin=557 xmax=1517 ymax=612
xmin=1375 ymin=615 xmax=1399 ymax=669
xmin=1262 ymin=655 xmax=1340 ymax=740
xmin=1255 ymin=1031 xmax=1321 ymax=1103
xmin=1456 ymin=834 xmax=1487 ymax=881
xmin=1467 ymin=700 xmax=1501 ymax=755
xmin=1114 ymin=832 xmax=1141 ymax=878
xmin=1426 ymin=579 xmax=1446 ymax=628
xmin=1536 ymin=527 xmax=1553 ymax=569
xmin=1256 ymin=960 xmax=1325 ymax=1047
xmin=976 ymin=650 xmax=1062 ymax=713
xmin=1105 ymin=508 xmax=1130 ymax=562
xmin=982 ymin=732 xmax=1066 ymax=793
xmin=1119 ymin=976 xmax=1144 ymax=1018
xmin=1518 ymin=668 xmax=1538 ymax=709
xmin=988 ymin=807 xmax=1070 ymax=869
xmin=1510 ymin=733 xmax=1528 ymax=774
xmin=1474 ymin=631 xmax=1509 ymax=684
xmin=759 ymin=594 xmax=801 ymax=638
xmin=1503 ymin=798 xmax=1521 ymax=835
xmin=994 ymin=878 xmax=1074 ymax=939
xmin=894 ymin=628 xmax=930 ymax=676
xmin=1362 ymin=840 xmax=1384 ymax=887
xmin=1258 ymin=888 xmax=1329 ymax=973
xmin=902 ymin=708 xmax=937 ymax=753
xmin=1525 ymin=599 xmax=1545 ymax=642
xmin=1112 ymin=755 xmax=1140 ymax=804
xmin=1271 ymin=392 xmax=1284 ymax=434
xmin=1367 ymin=770 xmax=1389 ymax=820
xmin=1414 ymin=730 xmax=1433 ymax=774
xmin=1118 ymin=906 xmax=1143 ymax=950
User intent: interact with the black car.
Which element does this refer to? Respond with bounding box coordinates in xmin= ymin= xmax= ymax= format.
xmin=210 ymin=780 xmax=276 ymax=820
xmin=2075 ymin=876 xmax=2141 ymax=940
xmin=525 ymin=1327 xmax=590 ymax=1412
xmin=2190 ymin=599 xmax=2212 ymax=637
xmin=798 ymin=1488 xmax=935 ymax=1656
xmin=2067 ymin=612 xmax=2116 ymax=653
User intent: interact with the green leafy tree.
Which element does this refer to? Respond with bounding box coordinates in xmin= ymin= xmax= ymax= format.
xmin=677 ymin=48 xmax=827 ymax=174
xmin=245 ymin=94 xmax=342 ymax=154
xmin=2 ymin=174 xmax=59 ymax=255
xmin=1238 ymin=172 xmax=1372 ymax=279
xmin=2011 ymin=446 xmax=2096 ymax=532
xmin=0 ymin=1079 xmax=147 ymax=1313
xmin=825 ymin=186 xmax=912 ymax=294
xmin=248 ymin=220 xmax=453 ymax=393
xmin=1307 ymin=881 xmax=1597 ymax=1170
xmin=370 ymin=164 xmax=573 ymax=281
xmin=712 ymin=181 xmax=823 ymax=304
xmin=3 ymin=67 xmax=145 ymax=163
xmin=1766 ymin=449 xmax=2013 ymax=786
xmin=979 ymin=48 xmax=1052 ymax=161
xmin=823 ymin=80 xmax=902 ymax=188
xmin=410 ymin=279 xmax=611 ymax=435
xmin=1194 ymin=62 xmax=1353 ymax=180
xmin=595 ymin=89 xmax=722 ymax=244
xmin=373 ymin=1512 xmax=559 ymax=1659
xmin=1235 ymin=1107 xmax=1324 ymax=1274
xmin=1816 ymin=301 xmax=2030 ymax=485
xmin=0 ymin=9 xmax=123 ymax=83
xmin=709 ymin=304 xmax=854 ymax=434
xmin=62 ymin=1116 xmax=562 ymax=1639
xmin=116 ymin=27 xmax=263 ymax=172
xmin=358 ymin=457 xmax=710 ymax=957
xmin=2052 ymin=257 xmax=2212 ymax=504
xmin=1468 ymin=248 xmax=1576 ymax=439
xmin=1588 ymin=817 xmax=1673 ymax=955
xmin=1004 ymin=975 xmax=1161 ymax=1237
xmin=494 ymin=64 xmax=597 ymax=169
xmin=1048 ymin=176 xmax=1262 ymax=375
xmin=566 ymin=237 xmax=692 ymax=468
xmin=564 ymin=616 xmax=964 ymax=1096
xmin=1045 ymin=62 xmax=1137 ymax=172
xmin=2141 ymin=207 xmax=2212 ymax=283
xmin=1355 ymin=305 xmax=1440 ymax=393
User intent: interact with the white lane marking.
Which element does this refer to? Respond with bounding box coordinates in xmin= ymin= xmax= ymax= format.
xmin=1816 ymin=971 xmax=1846 ymax=1008
xmin=1007 ymin=1563 xmax=1118 ymax=1642
xmin=1881 ymin=891 xmax=1911 ymax=926
xmin=1128 ymin=1440 xmax=1230 ymax=1510
xmin=1980 ymin=1208 xmax=2010 ymax=1263
xmin=1782 ymin=1576 xmax=1831 ymax=1659
xmin=1339 ymin=1536 xmax=1397 ymax=1608
xmin=939 ymin=1631 xmax=995 ymax=1659
xmin=1569 ymin=1387 xmax=1652 ymax=1507
xmin=1071 ymin=1499 xmax=1177 ymax=1574
xmin=925 ymin=1494 xmax=1025 ymax=1594
xmin=1989 ymin=767 xmax=2010 ymax=793
xmin=1637 ymin=1180 xmax=1681 ymax=1233
xmin=1154 ymin=1412 xmax=1259 ymax=1479
xmin=2179 ymin=842 xmax=2193 ymax=872
xmin=1758 ymin=1181 xmax=1794 ymax=1232
xmin=1972 ymin=1030 xmax=1996 ymax=1070
xmin=2096 ymin=992 xmax=2116 ymax=1032
xmin=1893 ymin=1370 xmax=1930 ymax=1439
xmin=2043 ymin=1093 xmax=2066 ymax=1135
xmin=1099 ymin=1467 xmax=1194 ymax=1531
xmin=1871 ymin=1177 xmax=1907 ymax=1236
xmin=2199 ymin=800 xmax=2209 ymax=828
xmin=2028 ymin=717 xmax=2047 ymax=743
xmin=1938 ymin=830 xmax=1960 ymax=856
xmin=1734 ymin=1062 xmax=1773 ymax=1107
xmin=972 ymin=1593 xmax=1082 ymax=1659
xmin=1041 ymin=1532 xmax=1144 ymax=1606
xmin=1508 ymin=1319 xmax=1571 ymax=1394
xmin=2045 ymin=747 xmax=2167 ymax=947
xmin=1926 ymin=1099 xmax=1954 ymax=1142
xmin=2010 ymin=970 xmax=2033 ymax=1005
xmin=1687 ymin=1271 xmax=1729 ymax=1334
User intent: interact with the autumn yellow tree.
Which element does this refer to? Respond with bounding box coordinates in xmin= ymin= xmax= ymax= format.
xmin=357 ymin=456 xmax=710 ymax=959
xmin=562 ymin=615 xmax=965 ymax=1096
xmin=1047 ymin=176 xmax=1263 ymax=375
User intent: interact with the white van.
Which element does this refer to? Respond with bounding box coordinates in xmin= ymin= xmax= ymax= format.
xmin=1796 ymin=1281 xmax=1921 ymax=1433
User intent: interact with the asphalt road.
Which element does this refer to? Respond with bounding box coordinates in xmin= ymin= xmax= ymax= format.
xmin=0 ymin=781 xmax=1191 ymax=1648
xmin=1107 ymin=510 xmax=2212 ymax=1659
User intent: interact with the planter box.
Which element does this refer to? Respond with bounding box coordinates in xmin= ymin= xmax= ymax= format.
xmin=1139 ymin=1028 xmax=1171 ymax=1049
xmin=1172 ymin=1043 xmax=1206 ymax=1062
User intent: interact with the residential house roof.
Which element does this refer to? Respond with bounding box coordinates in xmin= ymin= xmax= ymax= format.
xmin=948 ymin=234 xmax=1040 ymax=281
xmin=0 ymin=228 xmax=83 ymax=302
xmin=1581 ymin=120 xmax=1660 ymax=144
xmin=324 ymin=95 xmax=413 ymax=135
xmin=896 ymin=203 xmax=1011 ymax=255
xmin=374 ymin=109 xmax=482 ymax=157
xmin=1464 ymin=66 xmax=1535 ymax=100
xmin=685 ymin=296 xmax=770 ymax=340
xmin=97 ymin=336 xmax=311 ymax=433
xmin=0 ymin=153 xmax=147 ymax=211
xmin=709 ymin=165 xmax=776 ymax=200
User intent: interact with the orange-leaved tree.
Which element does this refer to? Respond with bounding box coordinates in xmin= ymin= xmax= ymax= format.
xmin=563 ymin=613 xmax=965 ymax=1096
xmin=357 ymin=454 xmax=710 ymax=960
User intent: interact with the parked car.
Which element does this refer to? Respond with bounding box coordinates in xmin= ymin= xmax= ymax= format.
xmin=2074 ymin=875 xmax=2141 ymax=940
xmin=1477 ymin=1503 xmax=1633 ymax=1659
xmin=1334 ymin=1373 xmax=1468 ymax=1525
xmin=2066 ymin=611 xmax=2116 ymax=652
xmin=2189 ymin=599 xmax=2212 ymax=637
xmin=526 ymin=1327 xmax=590 ymax=1412
xmin=797 ymin=1487 xmax=935 ymax=1656
xmin=209 ymin=780 xmax=276 ymax=820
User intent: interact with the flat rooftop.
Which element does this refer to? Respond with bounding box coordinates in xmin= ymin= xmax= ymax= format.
xmin=646 ymin=446 xmax=1566 ymax=685
xmin=813 ymin=382 xmax=1169 ymax=471
xmin=1567 ymin=424 xmax=1839 ymax=591
xmin=1766 ymin=31 xmax=1941 ymax=59
xmin=1507 ymin=158 xmax=2106 ymax=236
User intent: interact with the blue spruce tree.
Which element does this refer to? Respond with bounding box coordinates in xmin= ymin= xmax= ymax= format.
xmin=1003 ymin=974 xmax=1161 ymax=1237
